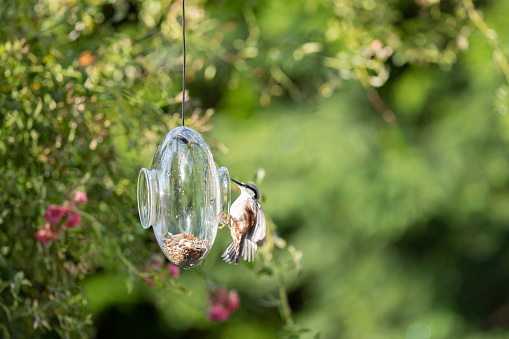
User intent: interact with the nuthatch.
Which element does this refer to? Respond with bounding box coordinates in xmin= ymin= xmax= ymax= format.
xmin=221 ymin=179 xmax=266 ymax=265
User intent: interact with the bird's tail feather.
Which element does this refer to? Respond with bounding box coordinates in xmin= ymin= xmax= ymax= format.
xmin=221 ymin=242 xmax=238 ymax=264
xmin=222 ymin=235 xmax=258 ymax=265
xmin=243 ymin=240 xmax=257 ymax=262
xmin=222 ymin=233 xmax=249 ymax=265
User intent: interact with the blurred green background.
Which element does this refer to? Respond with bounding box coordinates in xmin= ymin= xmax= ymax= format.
xmin=2 ymin=0 xmax=509 ymax=338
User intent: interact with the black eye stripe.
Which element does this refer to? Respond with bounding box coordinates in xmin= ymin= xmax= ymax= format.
xmin=243 ymin=183 xmax=259 ymax=200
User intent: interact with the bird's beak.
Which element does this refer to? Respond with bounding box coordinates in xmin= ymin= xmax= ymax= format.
xmin=231 ymin=178 xmax=241 ymax=187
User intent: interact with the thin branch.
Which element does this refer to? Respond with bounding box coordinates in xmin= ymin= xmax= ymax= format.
xmin=265 ymin=218 xmax=294 ymax=327
xmin=462 ymin=0 xmax=509 ymax=86
xmin=274 ymin=250 xmax=294 ymax=327
xmin=355 ymin=66 xmax=397 ymax=123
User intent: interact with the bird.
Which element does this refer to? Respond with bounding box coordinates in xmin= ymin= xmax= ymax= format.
xmin=221 ymin=179 xmax=266 ymax=265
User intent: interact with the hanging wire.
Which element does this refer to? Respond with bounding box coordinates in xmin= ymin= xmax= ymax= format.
xmin=182 ymin=0 xmax=186 ymax=127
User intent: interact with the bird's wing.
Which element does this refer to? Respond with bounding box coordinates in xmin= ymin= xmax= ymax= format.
xmin=249 ymin=201 xmax=266 ymax=243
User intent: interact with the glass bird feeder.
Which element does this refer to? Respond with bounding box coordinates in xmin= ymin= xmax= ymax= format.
xmin=137 ymin=126 xmax=231 ymax=269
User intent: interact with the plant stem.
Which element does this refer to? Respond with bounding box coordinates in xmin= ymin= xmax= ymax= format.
xmin=462 ymin=0 xmax=509 ymax=86
xmin=274 ymin=250 xmax=294 ymax=327
xmin=354 ymin=66 xmax=397 ymax=123
xmin=266 ymin=218 xmax=294 ymax=327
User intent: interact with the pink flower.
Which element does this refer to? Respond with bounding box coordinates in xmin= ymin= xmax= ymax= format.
xmin=62 ymin=201 xmax=76 ymax=214
xmin=74 ymin=191 xmax=88 ymax=205
xmin=226 ymin=290 xmax=240 ymax=312
xmin=207 ymin=304 xmax=230 ymax=322
xmin=167 ymin=263 xmax=180 ymax=278
xmin=65 ymin=213 xmax=81 ymax=228
xmin=36 ymin=224 xmax=58 ymax=244
xmin=208 ymin=286 xmax=228 ymax=305
xmin=371 ymin=39 xmax=383 ymax=51
xmin=206 ymin=286 xmax=240 ymax=321
xmin=44 ymin=205 xmax=64 ymax=223
xmin=217 ymin=288 xmax=228 ymax=305
xmin=61 ymin=201 xmax=81 ymax=228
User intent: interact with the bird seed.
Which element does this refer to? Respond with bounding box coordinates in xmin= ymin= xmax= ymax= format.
xmin=162 ymin=233 xmax=211 ymax=267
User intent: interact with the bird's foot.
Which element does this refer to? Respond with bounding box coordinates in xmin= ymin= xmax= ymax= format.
xmin=219 ymin=213 xmax=232 ymax=229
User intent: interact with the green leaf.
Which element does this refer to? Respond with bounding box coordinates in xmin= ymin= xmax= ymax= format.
xmin=257 ymin=266 xmax=273 ymax=276
xmin=0 ymin=324 xmax=11 ymax=339
xmin=40 ymin=320 xmax=51 ymax=331
xmin=0 ymin=304 xmax=11 ymax=321
xmin=125 ymin=276 xmax=134 ymax=295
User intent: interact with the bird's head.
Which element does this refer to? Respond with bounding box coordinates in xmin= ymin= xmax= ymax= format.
xmin=231 ymin=179 xmax=260 ymax=200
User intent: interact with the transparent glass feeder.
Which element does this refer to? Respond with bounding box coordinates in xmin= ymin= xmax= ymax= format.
xmin=137 ymin=127 xmax=231 ymax=269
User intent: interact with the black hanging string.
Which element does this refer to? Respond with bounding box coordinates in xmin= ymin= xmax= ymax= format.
xmin=181 ymin=0 xmax=186 ymax=127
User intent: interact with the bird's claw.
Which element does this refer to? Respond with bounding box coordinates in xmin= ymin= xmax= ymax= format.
xmin=219 ymin=213 xmax=232 ymax=230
